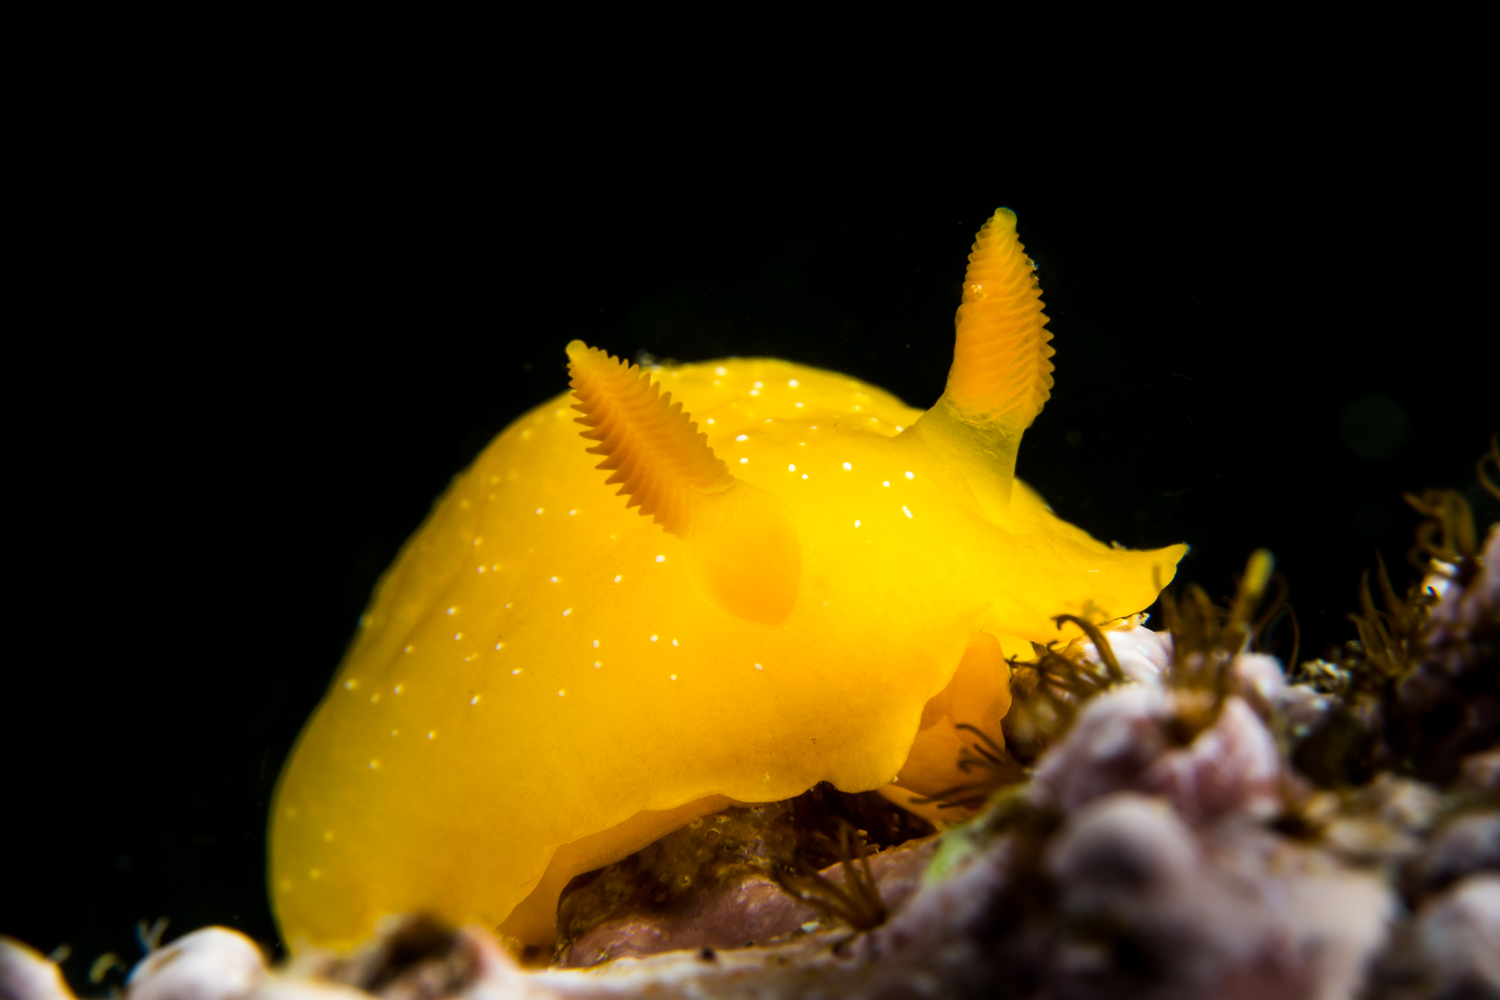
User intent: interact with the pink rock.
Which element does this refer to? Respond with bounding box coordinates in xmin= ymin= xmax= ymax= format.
xmin=1076 ymin=625 xmax=1174 ymax=685
xmin=1230 ymin=652 xmax=1286 ymax=705
xmin=127 ymin=927 xmax=265 ymax=1000
xmin=0 ymin=936 xmax=75 ymax=1000
xmin=560 ymin=837 xmax=937 ymax=967
xmin=246 ymin=977 xmax=374 ymax=1000
xmin=1046 ymin=793 xmax=1392 ymax=1000
xmin=1412 ymin=873 xmax=1500 ymax=994
xmin=1424 ymin=524 xmax=1500 ymax=676
xmin=1033 ymin=688 xmax=1282 ymax=822
xmin=1138 ymin=696 xmax=1283 ymax=822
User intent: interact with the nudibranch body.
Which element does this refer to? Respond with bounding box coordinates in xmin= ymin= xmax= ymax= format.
xmin=270 ymin=209 xmax=1187 ymax=952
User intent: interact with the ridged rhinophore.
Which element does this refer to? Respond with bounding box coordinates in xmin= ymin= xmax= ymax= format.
xmin=944 ymin=208 xmax=1056 ymax=429
xmin=567 ymin=341 xmax=732 ymax=537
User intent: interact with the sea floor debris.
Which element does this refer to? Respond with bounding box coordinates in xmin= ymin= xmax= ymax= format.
xmin=6 ymin=514 xmax=1498 ymax=999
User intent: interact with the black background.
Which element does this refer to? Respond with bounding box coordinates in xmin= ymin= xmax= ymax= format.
xmin=4 ymin=96 xmax=1494 ymax=993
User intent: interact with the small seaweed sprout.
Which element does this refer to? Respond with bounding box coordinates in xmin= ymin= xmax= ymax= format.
xmin=136 ymin=916 xmax=169 ymax=954
xmin=1338 ymin=550 xmax=1437 ymax=691
xmin=1331 ymin=433 xmax=1495 ymax=696
xmin=1053 ymin=614 xmax=1128 ymax=686
xmin=1001 ymin=616 xmax=1129 ymax=761
xmin=767 ymin=818 xmax=887 ymax=931
xmin=1479 ymin=433 xmax=1500 ymax=502
xmin=1291 ymin=436 xmax=1499 ymax=787
xmin=1250 ymin=569 xmax=1300 ymax=670
xmin=908 ymin=723 xmax=1028 ymax=811
xmin=1404 ymin=488 xmax=1479 ymax=577
xmin=87 ymin=951 xmax=126 ymax=990
xmin=1397 ymin=433 xmax=1497 ymax=579
xmin=1155 ymin=548 xmax=1280 ymax=742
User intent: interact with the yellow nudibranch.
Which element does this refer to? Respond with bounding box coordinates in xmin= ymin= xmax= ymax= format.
xmin=269 ymin=208 xmax=1187 ymax=952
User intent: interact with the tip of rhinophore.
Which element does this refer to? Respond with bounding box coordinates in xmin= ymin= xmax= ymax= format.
xmin=940 ymin=204 xmax=1052 ymax=428
xmin=988 ymin=207 xmax=1018 ymax=231
xmin=565 ymin=339 xmax=590 ymax=361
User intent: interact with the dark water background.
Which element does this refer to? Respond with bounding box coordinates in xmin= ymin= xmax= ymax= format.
xmin=5 ymin=133 xmax=1493 ymax=992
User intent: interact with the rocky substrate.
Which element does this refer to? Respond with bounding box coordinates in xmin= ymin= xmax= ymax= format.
xmin=5 ymin=529 xmax=1496 ymax=1000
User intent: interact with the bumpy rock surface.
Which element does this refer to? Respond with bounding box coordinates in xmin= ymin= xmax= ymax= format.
xmin=8 ymin=532 xmax=1497 ymax=999
xmin=4 ymin=687 xmax=1475 ymax=1000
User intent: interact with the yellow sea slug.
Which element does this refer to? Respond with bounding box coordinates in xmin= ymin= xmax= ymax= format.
xmin=269 ymin=208 xmax=1188 ymax=953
